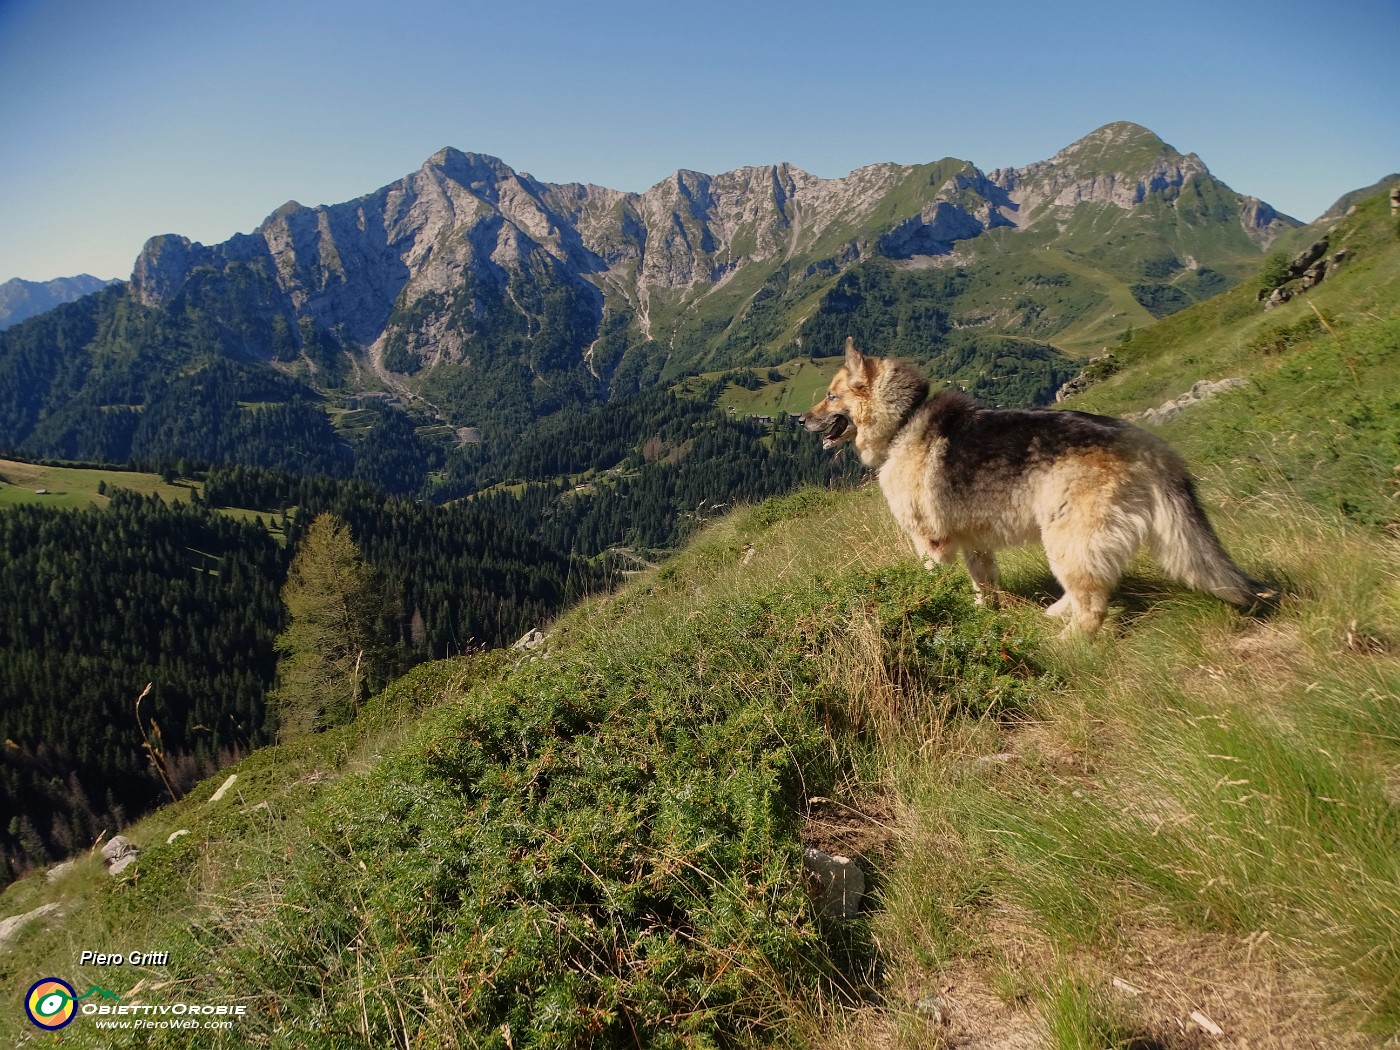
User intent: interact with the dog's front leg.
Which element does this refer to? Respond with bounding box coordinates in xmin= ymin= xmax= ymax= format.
xmin=963 ymin=549 xmax=999 ymax=607
xmin=911 ymin=532 xmax=956 ymax=568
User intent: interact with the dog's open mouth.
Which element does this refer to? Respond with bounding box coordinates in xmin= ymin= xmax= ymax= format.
xmin=821 ymin=413 xmax=851 ymax=449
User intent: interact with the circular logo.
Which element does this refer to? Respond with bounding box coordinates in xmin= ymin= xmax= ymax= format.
xmin=25 ymin=978 xmax=77 ymax=1030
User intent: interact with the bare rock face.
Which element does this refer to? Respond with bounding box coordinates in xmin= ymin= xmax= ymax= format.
xmin=130 ymin=234 xmax=206 ymax=307
xmin=1239 ymin=195 xmax=1284 ymax=236
xmin=877 ymin=165 xmax=1018 ymax=258
xmin=878 ymin=199 xmax=990 ymax=258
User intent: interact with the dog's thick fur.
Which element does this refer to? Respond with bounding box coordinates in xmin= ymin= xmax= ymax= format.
xmin=801 ymin=338 xmax=1276 ymax=634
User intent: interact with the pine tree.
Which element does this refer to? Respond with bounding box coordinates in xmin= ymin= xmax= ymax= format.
xmin=270 ymin=513 xmax=395 ymax=739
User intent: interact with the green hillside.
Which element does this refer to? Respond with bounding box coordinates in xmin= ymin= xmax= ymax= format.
xmin=1072 ymin=189 xmax=1400 ymax=528
xmin=0 ymin=458 xmax=195 ymax=510
xmin=1 ymin=191 xmax=1396 ymax=1047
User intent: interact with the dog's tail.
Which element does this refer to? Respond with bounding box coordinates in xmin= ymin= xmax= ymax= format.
xmin=1151 ymin=472 xmax=1279 ymax=612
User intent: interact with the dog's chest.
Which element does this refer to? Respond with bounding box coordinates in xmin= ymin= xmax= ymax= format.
xmin=878 ymin=439 xmax=948 ymax=534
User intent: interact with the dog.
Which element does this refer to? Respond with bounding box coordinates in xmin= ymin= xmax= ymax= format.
xmin=801 ymin=338 xmax=1276 ymax=634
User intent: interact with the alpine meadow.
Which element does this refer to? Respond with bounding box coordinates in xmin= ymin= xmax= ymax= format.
xmin=0 ymin=119 xmax=1397 ymax=1048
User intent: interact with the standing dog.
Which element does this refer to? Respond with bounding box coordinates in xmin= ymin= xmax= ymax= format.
xmin=801 ymin=339 xmax=1276 ymax=634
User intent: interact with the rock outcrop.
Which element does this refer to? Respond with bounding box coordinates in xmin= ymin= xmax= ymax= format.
xmin=1258 ymin=236 xmax=1345 ymax=310
xmin=1055 ymin=350 xmax=1118 ymax=402
xmin=0 ymin=902 xmax=64 ymax=950
xmin=1128 ymin=378 xmax=1247 ymax=426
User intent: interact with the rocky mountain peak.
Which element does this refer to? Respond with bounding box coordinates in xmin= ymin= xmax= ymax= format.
xmin=424 ymin=148 xmax=517 ymax=193
xmin=130 ymin=234 xmax=204 ymax=306
xmin=1057 ymin=121 xmax=1169 ymax=161
xmin=990 ymin=121 xmax=1212 ymax=220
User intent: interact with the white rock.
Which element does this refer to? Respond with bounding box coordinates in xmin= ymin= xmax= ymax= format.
xmin=1190 ymin=1009 xmax=1224 ymax=1036
xmin=45 ymin=859 xmax=77 ymax=882
xmin=101 ymin=834 xmax=140 ymax=875
xmin=208 ymin=773 xmax=238 ymax=803
xmin=513 ymin=628 xmax=547 ymax=651
xmin=1128 ymin=378 xmax=1246 ymax=426
xmin=803 ymin=847 xmax=865 ymax=919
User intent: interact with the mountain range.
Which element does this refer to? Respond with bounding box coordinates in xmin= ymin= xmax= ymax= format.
xmin=0 ymin=274 xmax=119 ymax=330
xmin=0 ymin=121 xmax=1301 ymax=478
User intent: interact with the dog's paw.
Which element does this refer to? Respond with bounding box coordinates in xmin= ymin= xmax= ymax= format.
xmin=1044 ymin=595 xmax=1072 ymax=619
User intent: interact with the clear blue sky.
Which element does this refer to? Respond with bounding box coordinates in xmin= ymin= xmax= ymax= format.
xmin=1 ymin=0 xmax=1397 ymax=282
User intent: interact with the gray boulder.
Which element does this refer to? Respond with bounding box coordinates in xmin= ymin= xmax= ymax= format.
xmin=1287 ymin=238 xmax=1329 ymax=278
xmin=101 ymin=835 xmax=140 ymax=876
xmin=513 ymin=628 xmax=547 ymax=652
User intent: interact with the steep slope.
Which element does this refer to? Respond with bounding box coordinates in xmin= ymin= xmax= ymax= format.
xmin=1317 ymin=172 xmax=1400 ymax=222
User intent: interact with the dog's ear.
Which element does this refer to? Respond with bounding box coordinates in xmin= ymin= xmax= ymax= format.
xmin=844 ymin=336 xmax=867 ymax=388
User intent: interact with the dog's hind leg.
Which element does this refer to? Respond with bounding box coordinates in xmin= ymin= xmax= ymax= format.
xmin=963 ymin=549 xmax=999 ymax=607
xmin=1042 ymin=534 xmax=1124 ymax=636
xmin=1061 ymin=577 xmax=1110 ymax=635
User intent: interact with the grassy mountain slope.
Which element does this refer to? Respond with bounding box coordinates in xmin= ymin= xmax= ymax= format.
xmin=1 ymin=192 xmax=1396 ymax=1048
xmin=0 ymin=458 xmax=194 ymax=511
xmin=1073 ymin=189 xmax=1400 ymax=528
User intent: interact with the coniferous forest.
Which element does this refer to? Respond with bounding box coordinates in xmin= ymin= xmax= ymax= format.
xmin=0 ymin=479 xmax=597 ymax=878
xmin=0 ymin=382 xmax=863 ymax=881
xmin=0 ymin=492 xmax=280 ymax=873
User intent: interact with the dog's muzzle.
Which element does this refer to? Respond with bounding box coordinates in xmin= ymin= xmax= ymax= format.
xmin=801 ymin=411 xmax=852 ymax=449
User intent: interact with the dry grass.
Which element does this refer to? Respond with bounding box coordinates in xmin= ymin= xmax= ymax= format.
xmin=779 ymin=473 xmax=1400 ymax=1047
